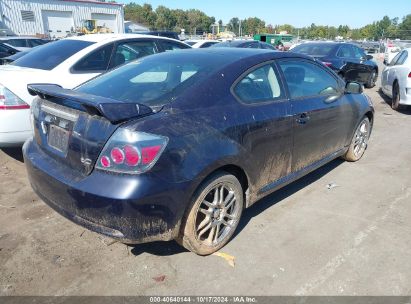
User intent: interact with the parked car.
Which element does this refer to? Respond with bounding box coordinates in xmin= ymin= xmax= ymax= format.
xmin=211 ymin=40 xmax=276 ymax=50
xmin=185 ymin=39 xmax=219 ymax=48
xmin=291 ymin=42 xmax=378 ymax=88
xmin=0 ymin=42 xmax=20 ymax=64
xmin=380 ymin=48 xmax=411 ymax=110
xmin=0 ymin=34 xmax=191 ymax=147
xmin=24 ymin=48 xmax=374 ymax=255
xmin=0 ymin=36 xmax=49 ymax=51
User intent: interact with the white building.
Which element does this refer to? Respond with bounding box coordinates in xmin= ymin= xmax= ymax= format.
xmin=0 ymin=0 xmax=124 ymax=38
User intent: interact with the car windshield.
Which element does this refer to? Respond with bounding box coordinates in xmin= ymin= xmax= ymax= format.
xmin=292 ymin=44 xmax=334 ymax=56
xmin=77 ymin=52 xmax=226 ymax=107
xmin=11 ymin=39 xmax=94 ymax=70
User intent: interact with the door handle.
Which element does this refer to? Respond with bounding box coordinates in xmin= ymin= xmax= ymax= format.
xmin=296 ymin=112 xmax=310 ymax=124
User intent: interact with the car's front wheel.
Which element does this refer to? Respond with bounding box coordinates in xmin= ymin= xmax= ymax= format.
xmin=177 ymin=172 xmax=244 ymax=255
xmin=343 ymin=117 xmax=371 ymax=162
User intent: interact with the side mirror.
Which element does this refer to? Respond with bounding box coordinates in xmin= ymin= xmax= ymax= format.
xmin=345 ymin=82 xmax=363 ymax=94
xmin=366 ymin=54 xmax=373 ymax=60
xmin=8 ymin=49 xmax=16 ymax=55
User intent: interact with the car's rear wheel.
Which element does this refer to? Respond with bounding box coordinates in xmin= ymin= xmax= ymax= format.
xmin=392 ymin=82 xmax=401 ymax=110
xmin=365 ymin=70 xmax=377 ymax=88
xmin=177 ymin=172 xmax=243 ymax=255
xmin=343 ymin=117 xmax=370 ymax=162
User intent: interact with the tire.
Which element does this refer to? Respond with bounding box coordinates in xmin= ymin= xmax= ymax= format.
xmin=343 ymin=117 xmax=371 ymax=162
xmin=364 ymin=70 xmax=377 ymax=88
xmin=391 ymin=82 xmax=401 ymax=111
xmin=177 ymin=172 xmax=244 ymax=255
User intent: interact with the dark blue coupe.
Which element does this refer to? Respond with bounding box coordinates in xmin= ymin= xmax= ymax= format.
xmin=24 ymin=49 xmax=374 ymax=255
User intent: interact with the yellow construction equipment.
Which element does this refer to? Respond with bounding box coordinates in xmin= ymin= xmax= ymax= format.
xmin=78 ymin=20 xmax=112 ymax=35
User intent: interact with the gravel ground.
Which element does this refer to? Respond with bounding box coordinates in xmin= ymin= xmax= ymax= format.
xmin=1 ymin=58 xmax=411 ymax=296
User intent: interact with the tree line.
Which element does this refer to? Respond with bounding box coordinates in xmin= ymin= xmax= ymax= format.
xmin=124 ymin=2 xmax=411 ymax=40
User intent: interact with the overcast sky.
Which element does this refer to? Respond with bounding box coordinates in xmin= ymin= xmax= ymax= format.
xmin=116 ymin=0 xmax=410 ymax=28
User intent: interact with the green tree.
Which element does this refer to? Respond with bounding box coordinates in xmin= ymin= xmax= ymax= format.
xmin=155 ymin=6 xmax=176 ymax=30
xmin=227 ymin=17 xmax=240 ymax=35
xmin=242 ymin=17 xmax=265 ymax=35
xmin=398 ymin=14 xmax=411 ymax=39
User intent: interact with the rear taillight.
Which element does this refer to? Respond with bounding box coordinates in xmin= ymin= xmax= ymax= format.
xmin=0 ymin=84 xmax=30 ymax=110
xmin=322 ymin=62 xmax=332 ymax=67
xmin=408 ymin=72 xmax=411 ymax=78
xmin=96 ymin=128 xmax=168 ymax=174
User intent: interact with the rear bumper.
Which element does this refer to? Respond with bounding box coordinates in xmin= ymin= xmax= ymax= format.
xmin=0 ymin=130 xmax=32 ymax=147
xmin=0 ymin=109 xmax=32 ymax=147
xmin=23 ymin=139 xmax=195 ymax=244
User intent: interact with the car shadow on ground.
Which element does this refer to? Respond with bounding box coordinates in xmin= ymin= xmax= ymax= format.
xmin=130 ymin=240 xmax=188 ymax=256
xmin=1 ymin=147 xmax=24 ymax=162
xmin=233 ymin=158 xmax=345 ymax=238
xmin=378 ymin=90 xmax=411 ymax=115
xmin=129 ymin=158 xmax=344 ymax=257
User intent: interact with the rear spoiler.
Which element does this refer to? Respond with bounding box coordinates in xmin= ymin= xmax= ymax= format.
xmin=27 ymin=84 xmax=154 ymax=124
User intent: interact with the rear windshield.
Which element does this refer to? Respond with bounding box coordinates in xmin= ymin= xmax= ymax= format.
xmin=292 ymin=44 xmax=335 ymax=56
xmin=11 ymin=39 xmax=94 ymax=70
xmin=77 ymin=52 xmax=225 ymax=107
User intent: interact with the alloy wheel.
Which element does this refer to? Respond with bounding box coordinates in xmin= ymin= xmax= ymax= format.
xmin=353 ymin=119 xmax=370 ymax=158
xmin=195 ymin=183 xmax=241 ymax=245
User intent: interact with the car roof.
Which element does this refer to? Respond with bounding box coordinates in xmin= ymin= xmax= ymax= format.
xmin=64 ymin=33 xmax=182 ymax=44
xmin=143 ymin=47 xmax=312 ymax=64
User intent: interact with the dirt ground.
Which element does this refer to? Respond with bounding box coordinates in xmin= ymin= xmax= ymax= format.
xmin=1 ymin=58 xmax=411 ymax=296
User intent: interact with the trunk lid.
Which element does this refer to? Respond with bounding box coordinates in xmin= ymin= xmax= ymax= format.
xmin=29 ymin=84 xmax=157 ymax=176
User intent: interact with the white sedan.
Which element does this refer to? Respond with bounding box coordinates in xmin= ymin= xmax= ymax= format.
xmin=0 ymin=34 xmax=190 ymax=147
xmin=381 ymin=48 xmax=411 ymax=110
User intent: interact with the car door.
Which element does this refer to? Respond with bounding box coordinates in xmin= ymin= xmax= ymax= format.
xmin=386 ymin=51 xmax=408 ymax=95
xmin=381 ymin=51 xmax=400 ymax=94
xmin=232 ymin=62 xmax=293 ymax=191
xmin=277 ymin=58 xmax=354 ymax=173
xmin=351 ymin=45 xmax=375 ymax=83
xmin=337 ymin=45 xmax=370 ymax=83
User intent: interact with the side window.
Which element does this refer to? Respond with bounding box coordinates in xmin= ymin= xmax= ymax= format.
xmin=110 ymin=40 xmax=156 ymax=68
xmin=278 ymin=60 xmax=339 ymax=99
xmin=28 ymin=39 xmax=45 ymax=47
xmin=351 ymin=46 xmax=365 ymax=59
xmin=234 ymin=64 xmax=283 ymax=104
xmin=389 ymin=52 xmax=402 ymax=66
xmin=72 ymin=43 xmax=113 ymax=73
xmin=337 ymin=45 xmax=353 ymax=58
xmin=6 ymin=39 xmax=27 ymax=48
xmin=395 ymin=51 xmax=408 ymax=66
xmin=160 ymin=41 xmax=190 ymax=51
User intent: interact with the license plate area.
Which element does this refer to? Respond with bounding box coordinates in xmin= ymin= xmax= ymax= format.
xmin=48 ymin=124 xmax=70 ymax=154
